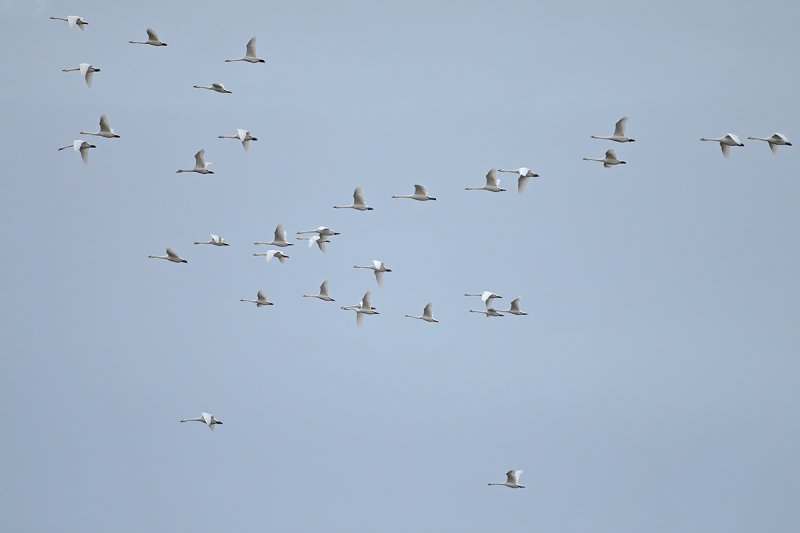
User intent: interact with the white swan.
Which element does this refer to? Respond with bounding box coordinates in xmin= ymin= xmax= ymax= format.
xmin=218 ymin=129 xmax=257 ymax=152
xmin=405 ymin=302 xmax=438 ymax=322
xmin=225 ymin=37 xmax=265 ymax=63
xmin=180 ymin=412 xmax=223 ymax=431
xmin=591 ymin=116 xmax=635 ymax=143
xmin=334 ymin=186 xmax=373 ymax=211
xmin=341 ymin=291 xmax=379 ymax=326
xmin=466 ymin=169 xmax=506 ymax=192
xmin=255 ymin=225 xmax=293 ymax=247
xmin=62 ymin=63 xmax=100 ymax=87
xmin=194 ymin=234 xmax=229 ymax=246
xmin=464 ymin=291 xmax=503 ymax=305
xmin=240 ymin=289 xmax=273 ymax=307
xmin=392 ymin=184 xmax=436 ymax=201
xmin=470 ymin=308 xmax=505 ymax=317
xmin=253 ymin=250 xmax=289 ymax=263
xmin=193 ymin=83 xmax=231 ymax=94
xmin=488 ymin=470 xmax=525 ymax=488
xmin=583 ymin=149 xmax=626 ymax=167
xmin=747 ymin=133 xmax=792 ymax=154
xmin=129 ymin=28 xmax=167 ymax=46
xmin=80 ymin=114 xmax=120 ymax=138
xmin=176 ymin=149 xmax=214 ymax=174
xmin=148 ymin=247 xmax=187 ymax=263
xmin=497 ymin=167 xmax=540 ymax=194
xmin=503 ymin=297 xmax=528 ymax=316
xmin=57 ymin=140 xmax=95 ymax=165
xmin=354 ymin=260 xmax=392 ymax=286
xmin=700 ymin=133 xmax=744 ymax=157
xmin=303 ymin=280 xmax=335 ymax=301
xmin=297 ymin=235 xmax=329 ymax=253
xmin=297 ymin=226 xmax=340 ymax=236
xmin=50 ymin=15 xmax=88 ymax=30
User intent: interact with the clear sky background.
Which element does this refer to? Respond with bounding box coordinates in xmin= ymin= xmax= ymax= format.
xmin=2 ymin=1 xmax=799 ymax=532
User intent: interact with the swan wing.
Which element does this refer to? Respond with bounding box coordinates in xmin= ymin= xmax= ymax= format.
xmin=194 ymin=149 xmax=206 ymax=168
xmin=353 ymin=186 xmax=366 ymax=205
xmin=67 ymin=15 xmax=78 ymax=28
xmin=320 ymin=280 xmax=329 ymax=295
xmin=485 ymin=168 xmax=499 ymax=187
xmin=275 ymin=224 xmax=286 ymax=242
xmin=210 ymin=234 xmax=221 ymax=244
xmin=518 ymin=175 xmax=530 ymax=194
xmin=769 ymin=141 xmax=777 ymax=154
xmin=266 ymin=250 xmax=277 ymax=262
xmin=423 ymin=302 xmax=433 ymax=318
xmin=721 ymin=143 xmax=730 ymax=157
xmin=246 ymin=37 xmax=257 ymax=57
xmin=237 ymin=129 xmax=248 ymax=141
xmin=73 ymin=139 xmax=83 ymax=151
xmin=356 ymin=310 xmax=364 ymax=327
xmin=361 ymin=291 xmax=372 ymax=309
xmin=372 ymin=259 xmax=382 ymax=270
xmin=374 ymin=270 xmax=384 ymax=286
xmin=257 ymin=290 xmax=266 ymax=301
xmin=211 ymin=83 xmax=225 ymax=90
xmin=614 ymin=116 xmax=628 ymax=137
xmin=99 ymin=114 xmax=111 ymax=133
xmin=166 ymin=248 xmax=180 ymax=260
xmin=317 ymin=238 xmax=327 ymax=253
xmin=146 ymin=28 xmax=159 ymax=41
xmin=79 ymin=142 xmax=90 ymax=164
xmin=414 ymin=184 xmax=427 ymax=195
xmin=605 ymin=149 xmax=618 ymax=161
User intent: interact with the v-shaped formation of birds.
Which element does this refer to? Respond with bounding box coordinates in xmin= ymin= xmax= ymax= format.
xmin=52 ymin=14 xmax=793 ymax=487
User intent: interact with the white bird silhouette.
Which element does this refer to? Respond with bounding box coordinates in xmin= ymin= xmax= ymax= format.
xmin=466 ymin=169 xmax=506 ymax=192
xmin=303 ymin=280 xmax=335 ymax=302
xmin=148 ymin=247 xmax=187 ymax=263
xmin=334 ymin=186 xmax=373 ymax=211
xmin=62 ymin=63 xmax=100 ymax=87
xmin=297 ymin=226 xmax=340 ymax=236
xmin=591 ymin=116 xmax=635 ymax=143
xmin=194 ymin=234 xmax=229 ymax=246
xmin=240 ymin=289 xmax=273 ymax=307
xmin=700 ymin=133 xmax=744 ymax=157
xmin=80 ymin=114 xmax=120 ymax=138
xmin=193 ymin=83 xmax=231 ymax=94
xmin=497 ymin=167 xmax=540 ymax=194
xmin=253 ymin=250 xmax=289 ymax=263
xmin=50 ymin=15 xmax=88 ymax=30
xmin=57 ymin=140 xmax=95 ymax=165
xmin=470 ymin=308 xmax=505 ymax=317
xmin=218 ymin=129 xmax=257 ymax=152
xmin=503 ymin=297 xmax=528 ymax=316
xmin=405 ymin=302 xmax=438 ymax=323
xmin=354 ymin=260 xmax=392 ymax=286
xmin=255 ymin=225 xmax=293 ymax=247
xmin=488 ymin=470 xmax=525 ymax=488
xmin=225 ymin=37 xmax=265 ymax=63
xmin=176 ymin=149 xmax=214 ymax=174
xmin=392 ymin=184 xmax=436 ymax=201
xmin=464 ymin=291 xmax=503 ymax=305
xmin=129 ymin=28 xmax=167 ymax=46
xmin=341 ymin=291 xmax=379 ymax=326
xmin=583 ymin=149 xmax=626 ymax=167
xmin=747 ymin=133 xmax=792 ymax=154
xmin=180 ymin=412 xmax=223 ymax=431
xmin=297 ymin=235 xmax=329 ymax=253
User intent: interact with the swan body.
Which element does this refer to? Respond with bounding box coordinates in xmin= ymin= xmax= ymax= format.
xmin=303 ymin=280 xmax=335 ymax=301
xmin=392 ymin=184 xmax=436 ymax=201
xmin=80 ymin=114 xmax=120 ymax=138
xmin=225 ymin=37 xmax=265 ymax=63
xmin=591 ymin=116 xmax=635 ymax=142
xmin=219 ymin=129 xmax=257 ymax=151
xmin=148 ymin=247 xmax=187 ymax=263
xmin=497 ymin=167 xmax=540 ymax=194
xmin=504 ymin=297 xmax=528 ymax=316
xmin=57 ymin=140 xmax=95 ymax=165
xmin=50 ymin=15 xmax=88 ymax=30
xmin=354 ymin=260 xmax=392 ymax=286
xmin=297 ymin=226 xmax=340 ymax=236
xmin=700 ymin=134 xmax=744 ymax=157
xmin=240 ymin=289 xmax=273 ymax=307
xmin=180 ymin=412 xmax=223 ymax=431
xmin=488 ymin=470 xmax=525 ymax=488
xmin=129 ymin=28 xmax=166 ymax=46
xmin=583 ymin=149 xmax=626 ymax=167
xmin=405 ymin=302 xmax=438 ymax=322
xmin=470 ymin=308 xmax=505 ymax=317
xmin=466 ymin=169 xmax=506 ymax=192
xmin=297 ymin=235 xmax=329 ymax=252
xmin=747 ymin=133 xmax=792 ymax=154
xmin=194 ymin=234 xmax=229 ymax=246
xmin=193 ymin=83 xmax=231 ymax=94
xmin=341 ymin=291 xmax=379 ymax=326
xmin=62 ymin=63 xmax=100 ymax=87
xmin=255 ymin=225 xmax=293 ymax=247
xmin=334 ymin=186 xmax=373 ymax=210
xmin=253 ymin=250 xmax=289 ymax=263
xmin=464 ymin=291 xmax=503 ymax=305
xmin=176 ymin=149 xmax=214 ymax=174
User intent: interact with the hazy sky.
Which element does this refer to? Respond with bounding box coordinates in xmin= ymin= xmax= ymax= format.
xmin=2 ymin=1 xmax=799 ymax=532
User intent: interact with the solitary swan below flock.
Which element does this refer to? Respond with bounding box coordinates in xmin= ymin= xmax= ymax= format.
xmin=180 ymin=412 xmax=223 ymax=431
xmin=583 ymin=149 xmax=626 ymax=167
xmin=193 ymin=83 xmax=231 ymax=94
xmin=488 ymin=470 xmax=525 ymax=488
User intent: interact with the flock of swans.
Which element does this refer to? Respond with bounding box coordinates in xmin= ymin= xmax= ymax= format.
xmin=50 ymin=13 xmax=792 ymax=491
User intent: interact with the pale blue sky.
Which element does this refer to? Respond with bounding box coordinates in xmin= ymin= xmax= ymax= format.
xmin=2 ymin=1 xmax=799 ymax=532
